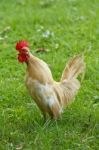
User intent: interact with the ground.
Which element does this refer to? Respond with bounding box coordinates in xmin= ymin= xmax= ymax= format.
xmin=0 ymin=0 xmax=99 ymax=149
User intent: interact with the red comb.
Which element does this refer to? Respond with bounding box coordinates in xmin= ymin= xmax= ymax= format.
xmin=16 ymin=40 xmax=29 ymax=51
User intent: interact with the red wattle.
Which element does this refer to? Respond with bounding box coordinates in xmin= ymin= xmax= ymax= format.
xmin=18 ymin=53 xmax=29 ymax=63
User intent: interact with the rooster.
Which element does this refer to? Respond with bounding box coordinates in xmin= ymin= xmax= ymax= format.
xmin=16 ymin=40 xmax=85 ymax=120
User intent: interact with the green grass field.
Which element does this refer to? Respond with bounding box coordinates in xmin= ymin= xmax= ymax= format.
xmin=0 ymin=0 xmax=99 ymax=149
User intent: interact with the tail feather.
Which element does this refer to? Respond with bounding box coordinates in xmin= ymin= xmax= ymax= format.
xmin=53 ymin=55 xmax=85 ymax=109
xmin=61 ymin=55 xmax=85 ymax=81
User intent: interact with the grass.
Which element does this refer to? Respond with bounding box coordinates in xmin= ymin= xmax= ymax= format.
xmin=0 ymin=0 xmax=99 ymax=149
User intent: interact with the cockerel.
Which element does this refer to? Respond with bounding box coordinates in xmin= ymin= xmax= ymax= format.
xmin=15 ymin=40 xmax=85 ymax=120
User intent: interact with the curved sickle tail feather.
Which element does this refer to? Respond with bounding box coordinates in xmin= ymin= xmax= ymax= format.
xmin=61 ymin=54 xmax=86 ymax=81
xmin=56 ymin=54 xmax=86 ymax=107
